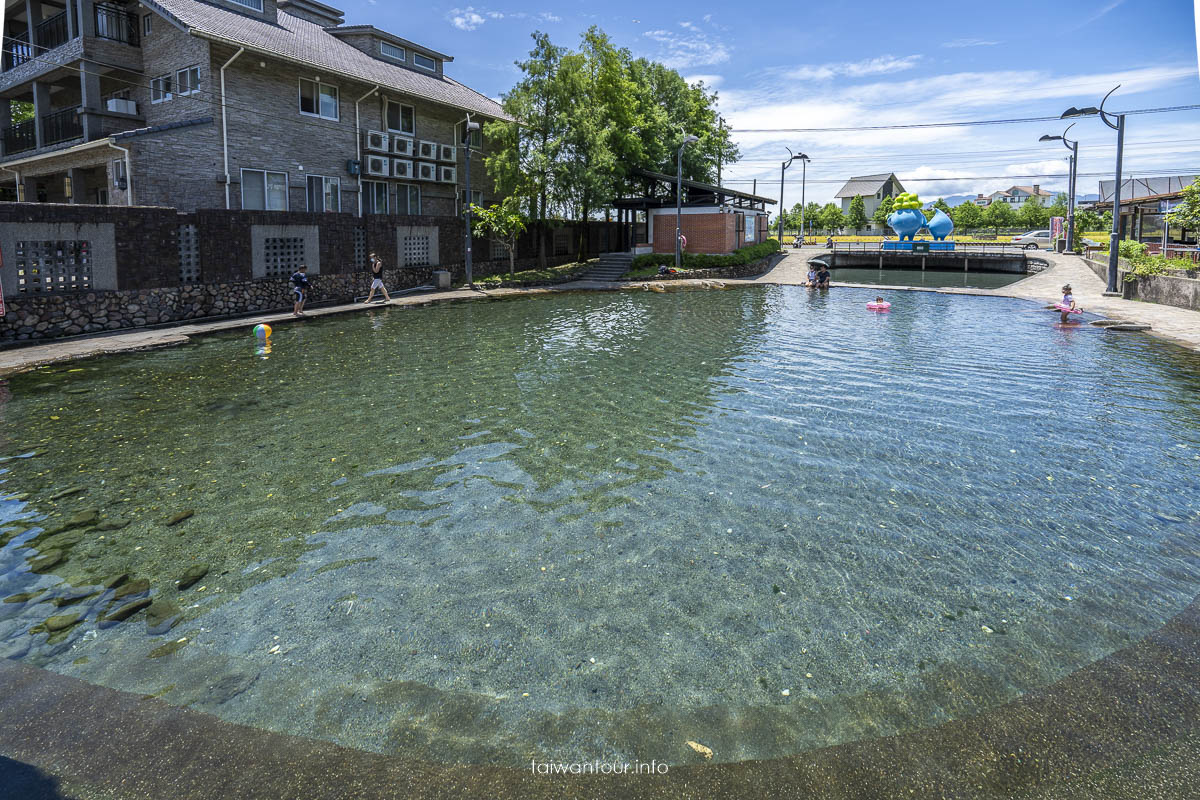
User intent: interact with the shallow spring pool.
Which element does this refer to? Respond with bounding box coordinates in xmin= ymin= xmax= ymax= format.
xmin=1 ymin=285 xmax=1198 ymax=766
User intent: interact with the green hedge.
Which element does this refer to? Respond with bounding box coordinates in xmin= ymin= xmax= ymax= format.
xmin=1101 ymin=240 xmax=1198 ymax=281
xmin=631 ymin=239 xmax=781 ymax=271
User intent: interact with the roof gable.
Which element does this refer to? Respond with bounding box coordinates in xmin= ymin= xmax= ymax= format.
xmin=834 ymin=173 xmax=899 ymax=198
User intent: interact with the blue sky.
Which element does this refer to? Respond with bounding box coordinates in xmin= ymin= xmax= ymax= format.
xmin=346 ymin=0 xmax=1199 ymax=204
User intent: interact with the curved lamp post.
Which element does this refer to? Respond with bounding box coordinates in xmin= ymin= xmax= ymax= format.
xmin=1063 ymin=85 xmax=1124 ymax=292
xmin=1039 ymin=123 xmax=1078 ymax=252
xmin=463 ymin=115 xmax=481 ymax=287
xmin=675 ymin=134 xmax=700 ymax=270
xmin=777 ymin=149 xmax=807 ymax=244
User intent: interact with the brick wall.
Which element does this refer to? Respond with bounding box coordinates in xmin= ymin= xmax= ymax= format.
xmin=651 ymin=213 xmax=735 ymax=255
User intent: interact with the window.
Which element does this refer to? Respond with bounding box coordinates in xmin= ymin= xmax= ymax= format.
xmin=456 ymin=120 xmax=482 ymax=149
xmin=143 ymin=14 xmax=152 ymax=35
xmin=380 ymin=41 xmax=406 ymax=61
xmin=241 ymin=169 xmax=289 ymax=211
xmin=227 ymin=0 xmax=264 ymax=10
xmin=111 ymin=159 xmax=127 ymax=189
xmin=459 ymin=189 xmax=482 ymax=215
xmin=299 ymin=79 xmax=339 ymax=120
xmin=306 ymin=175 xmax=340 ymax=213
xmin=386 ymin=101 xmax=414 ymax=135
xmin=397 ymin=184 xmax=420 ymax=215
xmin=413 ymin=53 xmax=436 ymax=71
xmin=176 ymin=66 xmax=200 ymax=96
xmin=150 ymin=75 xmax=172 ymax=103
xmin=364 ymin=181 xmax=389 ymax=214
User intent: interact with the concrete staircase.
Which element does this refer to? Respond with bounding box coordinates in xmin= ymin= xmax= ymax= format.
xmin=579 ymin=252 xmax=635 ymax=281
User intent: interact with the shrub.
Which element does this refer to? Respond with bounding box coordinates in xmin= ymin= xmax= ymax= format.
xmin=630 ymin=239 xmax=780 ymax=271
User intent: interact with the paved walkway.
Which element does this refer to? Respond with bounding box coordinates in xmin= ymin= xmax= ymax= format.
xmin=2 ymin=252 xmax=1198 ymax=376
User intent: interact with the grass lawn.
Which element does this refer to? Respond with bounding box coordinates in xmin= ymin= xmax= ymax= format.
xmin=470 ymin=260 xmax=593 ymax=287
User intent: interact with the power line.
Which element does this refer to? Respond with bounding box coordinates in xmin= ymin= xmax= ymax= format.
xmin=718 ymin=169 xmax=1200 ymax=185
xmin=730 ymin=105 xmax=1200 ymax=133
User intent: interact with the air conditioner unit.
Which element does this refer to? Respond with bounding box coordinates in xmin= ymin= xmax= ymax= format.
xmin=417 ymin=140 xmax=437 ymax=160
xmin=416 ymin=162 xmax=436 ymax=182
xmin=439 ymin=166 xmax=457 ymax=184
xmin=106 ymin=97 xmax=137 ymax=114
xmin=365 ymin=130 xmax=389 ymax=153
xmin=392 ymin=159 xmax=413 ymax=179
xmin=438 ymin=144 xmax=456 ymax=162
xmin=391 ymin=136 xmax=413 ymax=157
xmin=365 ymin=155 xmax=390 ymax=177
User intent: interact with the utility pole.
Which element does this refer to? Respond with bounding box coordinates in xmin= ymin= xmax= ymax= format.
xmin=462 ymin=115 xmax=481 ymax=287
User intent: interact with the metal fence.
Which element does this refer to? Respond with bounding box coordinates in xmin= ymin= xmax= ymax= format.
xmin=830 ymin=241 xmax=1030 ymax=257
xmin=94 ymin=3 xmax=140 ymax=46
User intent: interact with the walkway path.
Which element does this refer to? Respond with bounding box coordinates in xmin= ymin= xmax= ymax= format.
xmin=2 ymin=251 xmax=1198 ymax=376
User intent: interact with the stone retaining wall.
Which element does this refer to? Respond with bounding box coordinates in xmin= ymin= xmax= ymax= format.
xmin=641 ymin=254 xmax=782 ymax=282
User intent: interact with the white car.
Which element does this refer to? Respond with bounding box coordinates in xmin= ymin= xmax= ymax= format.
xmin=1011 ymin=230 xmax=1051 ymax=249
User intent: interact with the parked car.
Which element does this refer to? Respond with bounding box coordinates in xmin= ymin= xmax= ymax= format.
xmin=1011 ymin=230 xmax=1051 ymax=249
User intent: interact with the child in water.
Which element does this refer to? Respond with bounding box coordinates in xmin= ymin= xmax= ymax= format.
xmin=1059 ymin=283 xmax=1077 ymax=323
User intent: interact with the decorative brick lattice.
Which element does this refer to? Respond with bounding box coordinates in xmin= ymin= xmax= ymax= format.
xmin=12 ymin=240 xmax=92 ymax=294
xmin=262 ymin=237 xmax=306 ymax=278
xmin=178 ymin=224 xmax=200 ymax=284
xmin=403 ymin=234 xmax=431 ymax=267
xmin=490 ymin=239 xmax=509 ymax=260
xmin=354 ymin=227 xmax=367 ymax=271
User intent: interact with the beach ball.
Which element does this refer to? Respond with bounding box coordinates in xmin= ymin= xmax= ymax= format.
xmin=254 ymin=324 xmax=272 ymax=340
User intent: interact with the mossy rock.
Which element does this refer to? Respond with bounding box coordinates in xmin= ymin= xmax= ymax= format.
xmin=111 ymin=578 xmax=150 ymax=601
xmin=165 ymin=510 xmax=195 ymax=526
xmin=29 ymin=549 xmax=64 ymax=573
xmin=146 ymin=600 xmax=182 ymax=633
xmin=44 ymin=613 xmax=83 ymax=633
xmin=100 ymin=597 xmax=152 ymax=625
xmin=176 ymin=564 xmax=209 ymax=591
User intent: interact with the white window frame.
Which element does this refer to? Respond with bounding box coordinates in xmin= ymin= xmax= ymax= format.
xmin=306 ymin=175 xmax=340 ymax=213
xmin=150 ymin=75 xmax=172 ymax=103
xmin=142 ymin=14 xmax=152 ymax=36
xmin=413 ymin=53 xmax=436 ymax=71
xmin=363 ymin=180 xmax=389 ymax=214
xmin=299 ymin=78 xmax=339 ymax=121
xmin=111 ymin=158 xmax=127 ymax=189
xmin=397 ymin=184 xmax=420 ymax=216
xmin=380 ymin=41 xmax=406 ymax=61
xmin=386 ymin=100 xmax=415 ymax=136
xmin=241 ymin=168 xmax=289 ymax=211
xmin=175 ymin=65 xmax=200 ymax=96
xmin=227 ymin=0 xmax=264 ymax=11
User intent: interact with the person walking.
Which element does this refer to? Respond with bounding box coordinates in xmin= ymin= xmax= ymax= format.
xmin=290 ymin=264 xmax=310 ymax=316
xmin=364 ymin=252 xmax=390 ymax=303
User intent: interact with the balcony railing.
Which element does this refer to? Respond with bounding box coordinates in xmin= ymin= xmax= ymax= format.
xmin=2 ymin=119 xmax=37 ymax=155
xmin=94 ymin=4 xmax=140 ymax=46
xmin=42 ymin=107 xmax=83 ymax=146
xmin=36 ymin=11 xmax=70 ymax=52
xmin=2 ymin=31 xmax=33 ymax=72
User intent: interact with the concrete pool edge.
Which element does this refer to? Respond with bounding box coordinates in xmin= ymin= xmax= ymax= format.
xmin=3 ymin=582 xmax=1200 ymax=799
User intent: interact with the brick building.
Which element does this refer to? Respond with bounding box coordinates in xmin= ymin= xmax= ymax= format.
xmin=0 ymin=0 xmax=505 ymax=217
xmin=615 ymin=168 xmax=774 ymax=256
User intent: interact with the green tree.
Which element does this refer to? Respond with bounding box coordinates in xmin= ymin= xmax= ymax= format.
xmin=1047 ymin=192 xmax=1069 ymax=219
xmin=485 ymin=32 xmax=567 ymax=269
xmin=804 ymin=201 xmax=822 ymax=235
xmin=11 ymin=101 xmax=33 ymax=124
xmin=950 ymin=201 xmax=983 ymax=230
xmin=847 ymin=195 xmax=868 ymax=233
xmin=473 ymin=199 xmax=528 ymax=278
xmin=1167 ymin=176 xmax=1200 ymax=231
xmin=1017 ymin=197 xmax=1048 ymax=229
xmin=872 ymin=194 xmax=894 ymax=225
xmin=1101 ymin=210 xmax=1113 ymax=229
xmin=984 ymin=199 xmax=1016 ymax=232
xmin=1075 ymin=208 xmax=1102 ymax=232
xmin=933 ymin=198 xmax=952 ymax=216
xmin=819 ymin=202 xmax=845 ymax=233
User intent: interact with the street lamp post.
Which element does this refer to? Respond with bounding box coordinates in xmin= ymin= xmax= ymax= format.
xmin=798 ymin=153 xmax=810 ymax=244
xmin=463 ymin=116 xmax=481 ymax=287
xmin=676 ymin=135 xmax=699 ymax=271
xmin=1039 ymin=124 xmax=1078 ymax=251
xmin=1063 ymin=85 xmax=1125 ymax=292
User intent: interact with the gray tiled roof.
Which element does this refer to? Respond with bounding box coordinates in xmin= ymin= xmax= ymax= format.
xmin=834 ymin=173 xmax=898 ymax=198
xmin=148 ymin=0 xmax=509 ymax=120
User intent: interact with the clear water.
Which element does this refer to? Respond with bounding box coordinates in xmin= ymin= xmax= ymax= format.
xmin=830 ymin=268 xmax=1027 ymax=289
xmin=1 ymin=286 xmax=1199 ymax=767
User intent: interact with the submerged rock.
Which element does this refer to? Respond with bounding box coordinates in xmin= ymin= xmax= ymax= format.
xmin=29 ymin=549 xmax=64 ymax=573
xmin=166 ymin=510 xmax=195 ymax=526
xmin=44 ymin=613 xmax=82 ymax=633
xmin=176 ymin=565 xmax=209 ymax=590
xmin=146 ymin=600 xmax=182 ymax=634
xmin=111 ymin=578 xmax=150 ymax=600
xmin=49 ymin=487 xmax=85 ymax=501
xmin=102 ymin=573 xmax=130 ymax=590
xmin=91 ymin=519 xmax=130 ymax=532
xmin=100 ymin=597 xmax=152 ymax=625
xmin=4 ymin=590 xmax=44 ymax=604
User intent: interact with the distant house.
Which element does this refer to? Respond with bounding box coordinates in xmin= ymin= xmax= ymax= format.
xmin=985 ymin=185 xmax=1054 ymax=207
xmin=834 ymin=172 xmax=904 ymax=229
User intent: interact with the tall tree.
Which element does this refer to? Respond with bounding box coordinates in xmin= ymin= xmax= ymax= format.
xmin=804 ymin=202 xmax=822 ymax=235
xmin=847 ymin=195 xmax=868 ymax=234
xmin=1167 ymin=176 xmax=1200 ymax=231
xmin=950 ymin=201 xmax=983 ymax=230
xmin=984 ymin=198 xmax=1017 ymax=232
xmin=484 ymin=32 xmax=567 ymax=269
xmin=1017 ymin=197 xmax=1048 ymax=229
xmin=1047 ymin=192 xmax=1069 ymax=219
xmin=819 ymin=203 xmax=845 ymax=233
xmin=871 ymin=195 xmax=894 ymax=225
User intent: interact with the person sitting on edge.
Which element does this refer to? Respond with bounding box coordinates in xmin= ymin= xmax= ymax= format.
xmin=364 ymin=252 xmax=390 ymax=304
xmin=816 ymin=265 xmax=832 ymax=288
xmin=291 ymin=264 xmax=310 ymax=317
xmin=825 ymin=236 xmax=834 ymax=249
xmin=805 ymin=266 xmax=818 ymax=286
xmin=1059 ymin=283 xmax=1078 ymax=324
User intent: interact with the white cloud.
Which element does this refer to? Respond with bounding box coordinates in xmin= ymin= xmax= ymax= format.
xmin=782 ymin=54 xmax=922 ymax=82
xmin=1075 ymin=0 xmax=1127 ymax=29
xmin=448 ymin=8 xmax=487 ymax=30
xmin=942 ymin=38 xmax=1000 ymax=48
xmin=642 ymin=26 xmax=730 ymax=69
xmin=683 ymin=73 xmax=724 ymax=89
